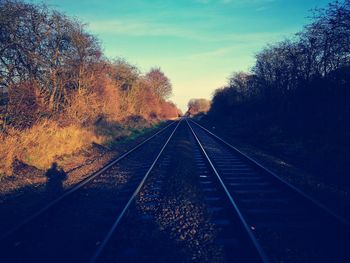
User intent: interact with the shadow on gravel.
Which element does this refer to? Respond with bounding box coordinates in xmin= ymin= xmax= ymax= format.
xmin=0 ymin=165 xmax=136 ymax=262
xmin=0 ymin=184 xmax=47 ymax=235
xmin=0 ymin=163 xmax=69 ymax=235
xmin=45 ymin=163 xmax=68 ymax=196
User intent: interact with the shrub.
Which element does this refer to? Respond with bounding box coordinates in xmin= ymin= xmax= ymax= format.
xmin=0 ymin=120 xmax=101 ymax=176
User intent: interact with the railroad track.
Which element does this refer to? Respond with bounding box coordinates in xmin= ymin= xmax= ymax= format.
xmin=1 ymin=117 xmax=349 ymax=262
xmin=0 ymin=120 xmax=181 ymax=263
xmin=186 ymin=118 xmax=350 ymax=262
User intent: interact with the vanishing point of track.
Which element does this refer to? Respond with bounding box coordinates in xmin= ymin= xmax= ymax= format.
xmin=1 ymin=117 xmax=349 ymax=262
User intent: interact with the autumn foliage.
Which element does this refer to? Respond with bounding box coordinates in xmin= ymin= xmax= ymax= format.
xmin=0 ymin=0 xmax=180 ymax=175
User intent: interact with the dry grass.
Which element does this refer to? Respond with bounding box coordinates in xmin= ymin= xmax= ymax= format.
xmin=0 ymin=116 xmax=159 ymax=177
xmin=0 ymin=120 xmax=102 ymax=176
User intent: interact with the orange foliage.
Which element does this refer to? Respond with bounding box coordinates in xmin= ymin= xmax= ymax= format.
xmin=0 ymin=0 xmax=182 ymax=176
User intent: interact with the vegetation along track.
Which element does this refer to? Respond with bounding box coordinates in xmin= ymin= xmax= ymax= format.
xmin=0 ymin=121 xmax=180 ymax=263
xmin=1 ymin=117 xmax=349 ymax=263
xmin=187 ymin=118 xmax=350 ymax=263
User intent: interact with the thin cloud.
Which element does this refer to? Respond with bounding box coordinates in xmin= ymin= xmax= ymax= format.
xmin=194 ymin=0 xmax=276 ymax=4
xmin=185 ymin=47 xmax=237 ymax=59
xmin=88 ymin=18 xmax=295 ymax=43
xmin=88 ymin=19 xmax=203 ymax=39
xmin=194 ymin=0 xmax=210 ymax=3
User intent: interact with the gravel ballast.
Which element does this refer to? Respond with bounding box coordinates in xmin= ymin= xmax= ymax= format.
xmin=100 ymin=121 xmax=226 ymax=262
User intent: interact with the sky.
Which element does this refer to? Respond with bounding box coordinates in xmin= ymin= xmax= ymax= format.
xmin=32 ymin=0 xmax=330 ymax=112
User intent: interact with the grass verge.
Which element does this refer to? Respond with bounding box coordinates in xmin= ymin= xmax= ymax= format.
xmin=0 ymin=118 xmax=163 ymax=177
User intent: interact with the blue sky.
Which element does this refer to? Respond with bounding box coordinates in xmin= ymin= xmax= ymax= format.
xmin=32 ymin=0 xmax=330 ymax=111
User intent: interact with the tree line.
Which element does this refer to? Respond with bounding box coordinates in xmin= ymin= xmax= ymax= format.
xmin=0 ymin=0 xmax=180 ymax=130
xmin=209 ymin=0 xmax=350 ymax=134
xmin=206 ymin=0 xmax=350 ymax=183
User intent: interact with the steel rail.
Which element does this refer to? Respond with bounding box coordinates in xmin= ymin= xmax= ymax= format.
xmin=90 ymin=119 xmax=182 ymax=263
xmin=0 ymin=121 xmax=176 ymax=241
xmin=189 ymin=118 xmax=350 ymax=228
xmin=186 ymin=118 xmax=270 ymax=263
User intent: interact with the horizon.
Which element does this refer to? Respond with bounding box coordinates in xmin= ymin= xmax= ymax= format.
xmin=32 ymin=0 xmax=330 ymax=112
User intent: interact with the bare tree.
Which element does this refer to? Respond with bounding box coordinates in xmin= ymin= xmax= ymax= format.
xmin=145 ymin=67 xmax=172 ymax=99
xmin=187 ymin=98 xmax=211 ymax=116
